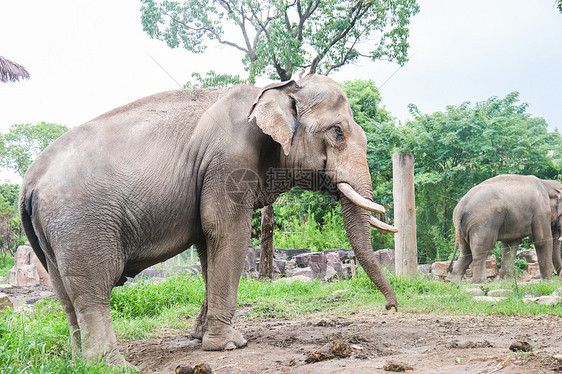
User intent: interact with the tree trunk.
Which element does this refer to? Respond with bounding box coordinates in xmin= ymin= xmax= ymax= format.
xmin=259 ymin=205 xmax=274 ymax=279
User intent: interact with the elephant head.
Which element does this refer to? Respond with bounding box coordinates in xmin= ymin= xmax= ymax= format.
xmin=249 ymin=75 xmax=398 ymax=310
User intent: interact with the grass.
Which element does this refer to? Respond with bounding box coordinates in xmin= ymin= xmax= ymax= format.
xmin=0 ymin=255 xmax=14 ymax=277
xmin=0 ymin=271 xmax=560 ymax=372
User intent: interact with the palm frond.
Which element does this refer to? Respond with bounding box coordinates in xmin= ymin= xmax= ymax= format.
xmin=0 ymin=56 xmax=30 ymax=83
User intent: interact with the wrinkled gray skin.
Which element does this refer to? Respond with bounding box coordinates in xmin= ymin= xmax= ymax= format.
xmin=20 ymin=76 xmax=397 ymax=366
xmin=447 ymin=174 xmax=562 ymax=283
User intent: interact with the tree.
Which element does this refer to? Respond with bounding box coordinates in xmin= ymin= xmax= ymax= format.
xmin=0 ymin=56 xmax=30 ymax=83
xmin=141 ymin=0 xmax=420 ymax=81
xmin=184 ymin=70 xmax=246 ymax=88
xmin=1 ymin=122 xmax=69 ymax=177
xmin=557 ymin=0 xmax=562 ymax=13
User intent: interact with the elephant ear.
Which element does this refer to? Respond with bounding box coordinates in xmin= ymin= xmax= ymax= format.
xmin=543 ymin=180 xmax=562 ymax=219
xmin=248 ymin=80 xmax=298 ymax=156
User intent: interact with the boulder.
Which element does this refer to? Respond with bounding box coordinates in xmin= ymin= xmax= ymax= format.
xmin=308 ymin=253 xmax=328 ymax=278
xmin=277 ymin=275 xmax=313 ymax=283
xmin=325 ymin=252 xmax=344 ymax=275
xmin=536 ymin=296 xmax=561 ymax=306
xmin=516 ymin=248 xmax=537 ymax=263
xmin=552 ymin=287 xmax=562 ymax=299
xmin=465 ymin=288 xmax=485 ymax=296
xmin=465 ymin=255 xmax=498 ymax=279
xmin=417 ymin=264 xmax=432 ymax=277
xmin=325 ymin=248 xmax=355 ymax=263
xmin=526 ymin=262 xmax=541 ymax=279
xmin=7 ymin=245 xmax=51 ymax=287
xmin=473 ymin=296 xmax=507 ymax=303
xmin=290 ymin=267 xmax=315 ymax=280
xmin=273 ymin=248 xmax=310 ymax=261
xmin=431 ymin=261 xmax=451 ymax=278
xmin=244 ymin=246 xmax=260 ymax=273
xmin=487 ymin=289 xmax=514 ymax=297
xmin=373 ymin=248 xmax=395 ymax=272
xmin=0 ymin=292 xmax=13 ymax=310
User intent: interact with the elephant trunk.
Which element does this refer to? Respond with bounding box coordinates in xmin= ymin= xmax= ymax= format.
xmin=340 ymin=180 xmax=398 ymax=311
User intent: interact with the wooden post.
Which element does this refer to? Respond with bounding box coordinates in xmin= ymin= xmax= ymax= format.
xmin=392 ymin=153 xmax=418 ymax=277
xmin=259 ymin=205 xmax=274 ymax=279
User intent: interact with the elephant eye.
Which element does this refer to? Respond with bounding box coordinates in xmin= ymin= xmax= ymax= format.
xmin=333 ymin=125 xmax=344 ymax=140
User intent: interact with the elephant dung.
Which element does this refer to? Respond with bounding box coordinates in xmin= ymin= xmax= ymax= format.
xmin=305 ymin=340 xmax=351 ymax=363
xmin=175 ymin=363 xmax=212 ymax=374
xmin=382 ymin=360 xmax=414 ymax=372
xmin=7 ymin=245 xmax=51 ymax=287
xmin=0 ymin=293 xmax=13 ymax=311
xmin=509 ymin=340 xmax=532 ymax=352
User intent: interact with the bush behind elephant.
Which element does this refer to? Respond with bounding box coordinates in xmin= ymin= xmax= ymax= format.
xmin=19 ymin=75 xmax=397 ymax=366
xmin=447 ymin=174 xmax=562 ymax=283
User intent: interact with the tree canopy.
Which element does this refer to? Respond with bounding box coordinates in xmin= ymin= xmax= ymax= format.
xmin=141 ymin=0 xmax=419 ymax=81
xmin=0 ymin=122 xmax=69 ymax=177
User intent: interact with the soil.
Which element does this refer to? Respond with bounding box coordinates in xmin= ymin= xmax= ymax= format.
xmin=123 ymin=309 xmax=562 ymax=374
xmin=5 ymin=284 xmax=562 ymax=373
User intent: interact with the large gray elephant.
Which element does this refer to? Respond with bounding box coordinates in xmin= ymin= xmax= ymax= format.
xmin=447 ymin=174 xmax=562 ymax=283
xmin=19 ymin=75 xmax=398 ymax=366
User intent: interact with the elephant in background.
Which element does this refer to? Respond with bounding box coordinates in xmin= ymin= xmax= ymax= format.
xmin=447 ymin=174 xmax=562 ymax=283
xmin=19 ymin=75 xmax=398 ymax=366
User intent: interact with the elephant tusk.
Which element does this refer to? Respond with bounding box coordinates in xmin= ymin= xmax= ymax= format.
xmin=369 ymin=215 xmax=398 ymax=233
xmin=337 ymin=182 xmax=386 ymax=214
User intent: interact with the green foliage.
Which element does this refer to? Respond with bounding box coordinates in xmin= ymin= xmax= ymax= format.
xmin=110 ymin=275 xmax=204 ymax=319
xmin=184 ymin=70 xmax=246 ymax=88
xmin=140 ymin=0 xmax=420 ymax=81
xmin=0 ymin=255 xmax=14 ymax=276
xmin=0 ymin=184 xmax=23 ymax=257
xmin=401 ymin=93 xmax=562 ymax=262
xmin=1 ymin=122 xmax=69 ymax=177
xmin=0 ymin=299 xmax=131 ymax=373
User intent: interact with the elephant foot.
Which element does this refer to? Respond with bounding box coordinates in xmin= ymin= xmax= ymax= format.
xmin=191 ymin=319 xmax=207 ymax=340
xmin=202 ymin=324 xmax=247 ymax=351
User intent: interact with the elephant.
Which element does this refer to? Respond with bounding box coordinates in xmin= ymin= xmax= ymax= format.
xmin=446 ymin=174 xmax=562 ymax=283
xmin=19 ymin=75 xmax=398 ymax=366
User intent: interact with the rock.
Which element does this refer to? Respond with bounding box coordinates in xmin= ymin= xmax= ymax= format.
xmin=472 ymin=296 xmax=507 ymax=303
xmin=465 ymin=288 xmax=485 ymax=296
xmin=522 ymin=297 xmax=539 ymax=304
xmin=551 ymin=287 xmax=562 ymax=299
xmin=526 ymin=262 xmax=541 ymax=279
xmin=308 ymin=253 xmax=328 ymax=278
xmin=431 ymin=261 xmax=451 ymax=278
xmin=289 ymin=267 xmax=315 ymax=280
xmin=175 ymin=363 xmax=213 ymax=374
xmin=305 ymin=340 xmax=351 ymax=363
xmin=323 ymin=266 xmax=338 ymax=281
xmin=516 ymin=248 xmax=537 ymax=263
xmin=244 ymin=247 xmax=260 ymax=273
xmin=517 ymin=272 xmax=532 ymax=282
xmin=274 ymin=259 xmax=286 ymax=276
xmin=0 ymin=276 xmax=6 ymax=283
xmin=138 ymin=268 xmax=167 ymax=278
xmin=7 ymin=245 xmax=51 ymax=287
xmin=535 ymin=295 xmax=560 ymax=306
xmin=373 ymin=248 xmax=395 ymax=272
xmin=276 ymin=275 xmax=312 ymax=283
xmin=382 ymin=360 xmax=414 ymax=372
xmin=325 ymin=248 xmax=355 ymax=263
xmin=274 ymin=248 xmax=310 ymax=261
xmin=417 ymin=264 xmax=432 ymax=277
xmin=509 ymin=340 xmax=532 ymax=352
xmin=0 ymin=292 xmax=13 ymax=310
xmin=326 ymin=252 xmax=344 ymax=274
xmin=341 ymin=263 xmax=354 ymax=279
xmin=487 ymin=289 xmax=513 ymax=297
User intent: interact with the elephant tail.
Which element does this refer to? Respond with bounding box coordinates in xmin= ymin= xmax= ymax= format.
xmin=447 ymin=237 xmax=459 ymax=273
xmin=19 ymin=189 xmax=49 ymax=272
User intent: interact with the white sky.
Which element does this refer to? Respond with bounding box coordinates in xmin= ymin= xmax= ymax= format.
xmin=1 ymin=0 xmax=561 ymax=136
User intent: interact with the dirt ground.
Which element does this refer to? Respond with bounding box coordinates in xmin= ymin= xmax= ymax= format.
xmin=123 ymin=309 xmax=562 ymax=374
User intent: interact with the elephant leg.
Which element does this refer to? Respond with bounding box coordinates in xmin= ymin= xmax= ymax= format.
xmin=447 ymin=239 xmax=472 ymax=282
xmin=499 ymin=240 xmax=520 ymax=280
xmin=201 ymin=210 xmax=251 ymax=351
xmin=468 ymin=233 xmax=496 ymax=284
xmin=532 ymin=218 xmax=555 ymax=279
xmin=192 ymin=242 xmax=208 ymax=340
xmin=46 ymin=257 xmax=81 ymax=358
xmin=56 ymin=241 xmax=128 ymax=366
xmin=551 ymin=230 xmax=562 ymax=276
